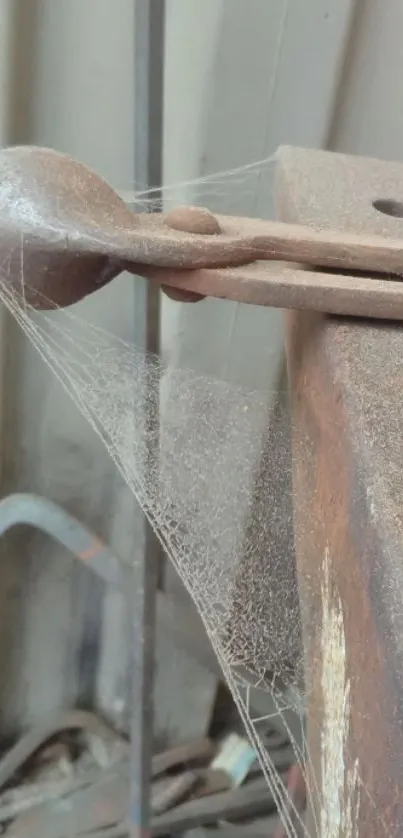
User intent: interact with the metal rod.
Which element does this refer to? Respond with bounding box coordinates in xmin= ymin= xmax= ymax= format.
xmin=130 ymin=1 xmax=165 ymax=836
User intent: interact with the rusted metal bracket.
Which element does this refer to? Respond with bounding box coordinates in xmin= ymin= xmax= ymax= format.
xmin=280 ymin=147 xmax=403 ymax=837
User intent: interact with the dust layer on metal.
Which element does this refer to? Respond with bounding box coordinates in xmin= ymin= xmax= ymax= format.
xmin=279 ymin=146 xmax=403 ymax=837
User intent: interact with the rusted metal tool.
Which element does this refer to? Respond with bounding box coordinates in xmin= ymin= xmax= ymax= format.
xmin=2 ymin=145 xmax=403 ymax=318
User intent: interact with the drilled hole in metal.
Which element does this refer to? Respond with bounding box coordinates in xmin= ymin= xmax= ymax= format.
xmin=373 ymin=198 xmax=403 ymax=218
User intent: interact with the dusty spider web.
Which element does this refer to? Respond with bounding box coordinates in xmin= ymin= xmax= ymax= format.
xmin=0 ymin=155 xmax=373 ymax=838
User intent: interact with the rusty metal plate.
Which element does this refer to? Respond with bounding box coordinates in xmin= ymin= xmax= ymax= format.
xmin=279 ymin=146 xmax=403 ymax=837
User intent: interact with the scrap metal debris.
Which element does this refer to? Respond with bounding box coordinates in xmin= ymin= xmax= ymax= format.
xmin=0 ymin=709 xmax=297 ymax=836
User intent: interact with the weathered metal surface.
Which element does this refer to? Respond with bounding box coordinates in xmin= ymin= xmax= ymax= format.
xmin=279 ymin=146 xmax=403 ymax=837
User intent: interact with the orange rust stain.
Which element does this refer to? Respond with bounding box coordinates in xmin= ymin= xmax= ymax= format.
xmin=79 ymin=537 xmax=104 ymax=561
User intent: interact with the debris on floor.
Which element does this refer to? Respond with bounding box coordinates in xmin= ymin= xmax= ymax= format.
xmin=0 ymin=700 xmax=301 ymax=836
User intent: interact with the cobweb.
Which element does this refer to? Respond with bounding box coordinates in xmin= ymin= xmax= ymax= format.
xmin=0 ymin=155 xmax=367 ymax=838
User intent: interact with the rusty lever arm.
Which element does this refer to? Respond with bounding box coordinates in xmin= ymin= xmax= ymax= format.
xmin=139 ymin=260 xmax=403 ymax=321
xmin=132 ymin=210 xmax=403 ymax=275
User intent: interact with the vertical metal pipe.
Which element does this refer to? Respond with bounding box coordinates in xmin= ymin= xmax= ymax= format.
xmin=130 ymin=1 xmax=165 ymax=836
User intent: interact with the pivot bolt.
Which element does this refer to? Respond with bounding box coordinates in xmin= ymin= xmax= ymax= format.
xmin=165 ymin=206 xmax=221 ymax=235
